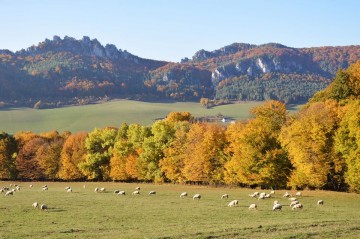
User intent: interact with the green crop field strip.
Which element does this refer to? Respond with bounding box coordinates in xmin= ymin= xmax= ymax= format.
xmin=0 ymin=182 xmax=359 ymax=239
xmin=0 ymin=100 xmax=273 ymax=134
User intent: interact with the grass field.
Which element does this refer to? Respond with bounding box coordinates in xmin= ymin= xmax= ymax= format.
xmin=0 ymin=182 xmax=359 ymax=239
xmin=0 ymin=100 xmax=272 ymax=134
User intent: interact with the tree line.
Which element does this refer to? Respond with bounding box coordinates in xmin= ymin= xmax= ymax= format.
xmin=0 ymin=61 xmax=359 ymax=192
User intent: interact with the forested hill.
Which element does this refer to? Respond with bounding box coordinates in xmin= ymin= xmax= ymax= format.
xmin=1 ymin=36 xmax=360 ymax=108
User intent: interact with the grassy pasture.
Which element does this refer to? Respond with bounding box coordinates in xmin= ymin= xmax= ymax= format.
xmin=0 ymin=100 xmax=301 ymax=134
xmin=0 ymin=182 xmax=359 ymax=239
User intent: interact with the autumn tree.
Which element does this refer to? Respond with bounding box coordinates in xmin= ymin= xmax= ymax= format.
xmin=334 ymin=100 xmax=360 ymax=192
xmin=165 ymin=112 xmax=192 ymax=123
xmin=58 ymin=132 xmax=88 ymax=180
xmin=182 ymin=123 xmax=226 ymax=184
xmin=279 ymin=100 xmax=343 ymax=189
xmin=160 ymin=122 xmax=190 ymax=183
xmin=80 ymin=127 xmax=117 ymax=180
xmin=0 ymin=132 xmax=17 ymax=179
xmin=224 ymin=101 xmax=290 ymax=188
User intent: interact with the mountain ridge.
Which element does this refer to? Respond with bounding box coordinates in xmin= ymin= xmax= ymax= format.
xmin=1 ymin=36 xmax=360 ymax=108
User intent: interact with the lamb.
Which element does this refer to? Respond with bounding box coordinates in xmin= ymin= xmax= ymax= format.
xmin=292 ymin=203 xmax=303 ymax=210
xmin=29 ymin=185 xmax=33 ymax=188
xmin=15 ymin=185 xmax=20 ymax=191
xmin=65 ymin=186 xmax=71 ymax=190
xmin=40 ymin=204 xmax=48 ymax=211
xmin=249 ymin=193 xmax=257 ymax=198
xmin=273 ymin=200 xmax=279 ymax=205
xmin=32 ymin=202 xmax=39 ymax=208
xmin=117 ymin=191 xmax=126 ymax=195
xmin=272 ymin=203 xmax=282 ymax=211
xmin=317 ymin=200 xmax=324 ymax=206
xmin=295 ymin=191 xmax=302 ymax=196
xmin=289 ymin=197 xmax=297 ymax=202
xmin=221 ymin=194 xmax=229 ymax=199
xmin=228 ymin=200 xmax=238 ymax=207
xmin=100 ymin=187 xmax=106 ymax=192
xmin=132 ymin=190 xmax=140 ymax=195
xmin=180 ymin=192 xmax=188 ymax=198
xmin=249 ymin=203 xmax=257 ymax=210
xmin=67 ymin=188 xmax=72 ymax=193
xmin=135 ymin=187 xmax=140 ymax=190
xmin=94 ymin=187 xmax=99 ymax=192
xmin=265 ymin=193 xmax=271 ymax=198
xmin=149 ymin=191 xmax=156 ymax=195
xmin=270 ymin=190 xmax=275 ymax=195
xmin=258 ymin=194 xmax=266 ymax=200
xmin=193 ymin=193 xmax=201 ymax=200
xmin=42 ymin=186 xmax=48 ymax=191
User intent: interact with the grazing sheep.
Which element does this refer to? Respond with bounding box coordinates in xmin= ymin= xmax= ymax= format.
xmin=5 ymin=191 xmax=13 ymax=196
xmin=67 ymin=188 xmax=72 ymax=193
xmin=0 ymin=188 xmax=4 ymax=193
xmin=283 ymin=192 xmax=290 ymax=198
xmin=265 ymin=193 xmax=271 ymax=198
xmin=228 ymin=200 xmax=239 ymax=207
xmin=135 ymin=187 xmax=140 ymax=190
xmin=42 ymin=186 xmax=48 ymax=191
xmin=65 ymin=186 xmax=71 ymax=190
xmin=83 ymin=185 xmax=86 ymax=189
xmin=40 ymin=204 xmax=48 ymax=211
xmin=317 ymin=200 xmax=324 ymax=206
xmin=272 ymin=203 xmax=282 ymax=211
xmin=259 ymin=192 xmax=266 ymax=198
xmin=193 ymin=194 xmax=201 ymax=200
xmin=292 ymin=203 xmax=303 ymax=210
xmin=114 ymin=190 xmax=120 ymax=194
xmin=290 ymin=200 xmax=299 ymax=207
xmin=132 ymin=190 xmax=140 ymax=195
xmin=180 ymin=192 xmax=187 ymax=198
xmin=273 ymin=200 xmax=279 ymax=205
xmin=295 ymin=191 xmax=302 ymax=196
xmin=270 ymin=190 xmax=275 ymax=195
xmin=258 ymin=194 xmax=266 ymax=200
xmin=249 ymin=193 xmax=257 ymax=198
xmin=249 ymin=203 xmax=257 ymax=210
xmin=289 ymin=197 xmax=297 ymax=202
xmin=100 ymin=187 xmax=106 ymax=192
xmin=117 ymin=191 xmax=126 ymax=195
xmin=32 ymin=202 xmax=39 ymax=208
xmin=15 ymin=186 xmax=20 ymax=191
xmin=94 ymin=187 xmax=99 ymax=192
xmin=221 ymin=194 xmax=229 ymax=199
xmin=29 ymin=185 xmax=33 ymax=188
xmin=149 ymin=191 xmax=156 ymax=195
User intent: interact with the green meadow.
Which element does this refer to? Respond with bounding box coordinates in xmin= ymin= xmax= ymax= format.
xmin=0 ymin=100 xmax=275 ymax=134
xmin=0 ymin=182 xmax=359 ymax=239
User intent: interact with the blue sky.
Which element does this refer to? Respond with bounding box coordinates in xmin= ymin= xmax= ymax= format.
xmin=0 ymin=0 xmax=359 ymax=62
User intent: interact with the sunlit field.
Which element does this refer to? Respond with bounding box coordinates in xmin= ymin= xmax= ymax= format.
xmin=0 ymin=100 xmax=301 ymax=134
xmin=0 ymin=182 xmax=359 ymax=239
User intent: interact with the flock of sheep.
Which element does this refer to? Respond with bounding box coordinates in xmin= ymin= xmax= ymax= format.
xmin=1 ymin=183 xmax=325 ymax=212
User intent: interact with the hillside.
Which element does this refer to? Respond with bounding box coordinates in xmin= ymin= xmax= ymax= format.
xmin=1 ymin=36 xmax=360 ymax=107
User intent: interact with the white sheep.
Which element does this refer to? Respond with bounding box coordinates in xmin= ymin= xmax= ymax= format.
xmin=132 ymin=190 xmax=140 ymax=195
xmin=65 ymin=186 xmax=71 ymax=190
xmin=317 ymin=200 xmax=324 ymax=206
xmin=42 ymin=186 xmax=48 ymax=191
xmin=265 ymin=193 xmax=271 ymax=198
xmin=290 ymin=200 xmax=299 ymax=207
xmin=283 ymin=192 xmax=290 ymax=198
xmin=149 ymin=191 xmax=156 ymax=195
xmin=94 ymin=187 xmax=99 ymax=192
xmin=40 ymin=204 xmax=48 ymax=211
xmin=15 ymin=186 xmax=20 ymax=191
xmin=67 ymin=188 xmax=72 ymax=193
xmin=29 ymin=185 xmax=33 ymax=188
xmin=32 ymin=202 xmax=39 ymax=208
xmin=272 ymin=203 xmax=282 ymax=211
xmin=249 ymin=203 xmax=257 ymax=210
xmin=5 ymin=191 xmax=13 ymax=196
xmin=221 ymin=194 xmax=229 ymax=199
xmin=135 ymin=187 xmax=140 ymax=190
xmin=273 ymin=200 xmax=279 ymax=205
xmin=100 ymin=187 xmax=106 ymax=192
xmin=295 ymin=191 xmax=302 ymax=196
xmin=228 ymin=200 xmax=238 ymax=207
xmin=193 ymin=194 xmax=201 ymax=200
xmin=180 ymin=192 xmax=187 ymax=198
xmin=117 ymin=191 xmax=126 ymax=195
xmin=289 ymin=197 xmax=297 ymax=202
xmin=292 ymin=203 xmax=303 ymax=210
xmin=270 ymin=190 xmax=275 ymax=195
xmin=249 ymin=193 xmax=257 ymax=198
xmin=258 ymin=194 xmax=266 ymax=200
